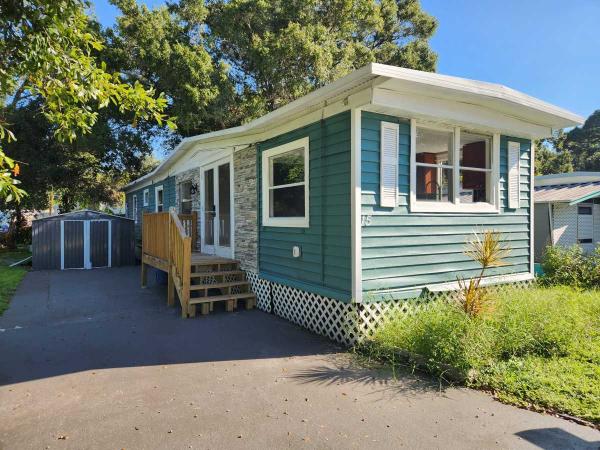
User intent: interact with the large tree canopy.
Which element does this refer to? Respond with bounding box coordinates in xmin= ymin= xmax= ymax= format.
xmin=108 ymin=0 xmax=438 ymax=139
xmin=535 ymin=110 xmax=600 ymax=175
xmin=0 ymin=0 xmax=174 ymax=202
xmin=567 ymin=110 xmax=600 ymax=171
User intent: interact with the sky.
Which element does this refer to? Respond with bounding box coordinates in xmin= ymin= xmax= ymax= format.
xmin=91 ymin=0 xmax=600 ymax=120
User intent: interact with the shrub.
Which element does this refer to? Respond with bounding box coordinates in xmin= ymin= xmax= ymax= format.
xmin=540 ymin=244 xmax=600 ymax=288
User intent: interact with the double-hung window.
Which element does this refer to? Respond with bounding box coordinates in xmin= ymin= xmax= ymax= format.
xmin=179 ymin=181 xmax=193 ymax=214
xmin=410 ymin=121 xmax=498 ymax=213
xmin=155 ymin=185 xmax=164 ymax=212
xmin=143 ymin=189 xmax=149 ymax=207
xmin=261 ymin=137 xmax=309 ymax=227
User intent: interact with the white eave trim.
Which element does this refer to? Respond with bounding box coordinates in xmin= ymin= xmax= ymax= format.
xmin=370 ymin=63 xmax=584 ymax=126
xmin=124 ymin=63 xmax=583 ymax=192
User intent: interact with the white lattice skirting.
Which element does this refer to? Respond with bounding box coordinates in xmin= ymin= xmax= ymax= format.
xmin=244 ymin=270 xmax=532 ymax=346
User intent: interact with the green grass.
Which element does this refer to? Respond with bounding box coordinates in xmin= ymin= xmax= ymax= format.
xmin=365 ymin=286 xmax=600 ymax=426
xmin=0 ymin=247 xmax=30 ymax=315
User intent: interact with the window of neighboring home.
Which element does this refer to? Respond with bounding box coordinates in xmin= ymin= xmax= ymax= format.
xmin=578 ymin=205 xmax=592 ymax=215
xmin=155 ymin=185 xmax=164 ymax=212
xmin=132 ymin=195 xmax=138 ymax=223
xmin=180 ymin=181 xmax=193 ymax=214
xmin=578 ymin=238 xmax=593 ymax=244
xmin=410 ymin=121 xmax=498 ymax=213
xmin=261 ymin=137 xmax=309 ymax=227
xmin=143 ymin=189 xmax=149 ymax=206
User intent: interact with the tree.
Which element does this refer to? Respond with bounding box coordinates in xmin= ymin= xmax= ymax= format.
xmin=534 ymin=131 xmax=573 ymax=175
xmin=1 ymin=99 xmax=159 ymax=213
xmin=0 ymin=0 xmax=175 ymax=202
xmin=107 ymin=0 xmax=438 ymax=139
xmin=566 ymin=110 xmax=600 ymax=171
xmin=207 ymin=0 xmax=437 ymax=114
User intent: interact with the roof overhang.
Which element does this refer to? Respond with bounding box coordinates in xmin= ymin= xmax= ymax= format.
xmin=124 ymin=63 xmax=584 ymax=193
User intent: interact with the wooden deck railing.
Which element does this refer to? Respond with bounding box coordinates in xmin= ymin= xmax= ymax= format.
xmin=178 ymin=213 xmax=197 ymax=249
xmin=141 ymin=211 xmax=170 ymax=262
xmin=168 ymin=209 xmax=192 ymax=317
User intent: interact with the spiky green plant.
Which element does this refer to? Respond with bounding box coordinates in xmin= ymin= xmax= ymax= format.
xmin=458 ymin=230 xmax=511 ymax=317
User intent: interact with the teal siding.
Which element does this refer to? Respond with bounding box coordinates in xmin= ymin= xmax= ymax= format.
xmin=126 ymin=176 xmax=176 ymax=240
xmin=258 ymin=111 xmax=352 ymax=301
xmin=361 ymin=111 xmax=531 ymax=299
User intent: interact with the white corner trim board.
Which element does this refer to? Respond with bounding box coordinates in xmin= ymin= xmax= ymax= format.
xmin=350 ymin=108 xmax=363 ymax=303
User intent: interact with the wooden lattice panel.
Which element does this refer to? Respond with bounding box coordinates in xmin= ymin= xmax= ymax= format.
xmin=245 ymin=271 xmax=271 ymax=312
xmin=242 ymin=273 xmax=534 ymax=346
xmin=271 ymin=283 xmax=358 ymax=346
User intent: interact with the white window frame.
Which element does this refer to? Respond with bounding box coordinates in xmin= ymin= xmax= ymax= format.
xmin=155 ymin=185 xmax=164 ymax=212
xmin=261 ymin=137 xmax=310 ymax=228
xmin=132 ymin=195 xmax=138 ymax=223
xmin=143 ymin=189 xmax=149 ymax=206
xmin=409 ymin=119 xmax=500 ymax=213
xmin=179 ymin=180 xmax=193 ymax=214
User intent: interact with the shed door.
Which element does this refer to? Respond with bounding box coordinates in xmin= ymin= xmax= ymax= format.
xmin=63 ymin=221 xmax=85 ymax=269
xmin=90 ymin=220 xmax=110 ymax=268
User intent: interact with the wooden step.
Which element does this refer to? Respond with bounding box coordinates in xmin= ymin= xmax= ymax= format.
xmin=190 ymin=256 xmax=240 ymax=267
xmin=189 ymin=270 xmax=245 ymax=278
xmin=189 ymin=280 xmax=250 ymax=291
xmin=189 ymin=292 xmax=256 ymax=305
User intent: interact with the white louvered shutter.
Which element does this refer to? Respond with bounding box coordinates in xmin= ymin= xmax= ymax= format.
xmin=507 ymin=141 xmax=521 ymax=209
xmin=380 ymin=122 xmax=399 ymax=207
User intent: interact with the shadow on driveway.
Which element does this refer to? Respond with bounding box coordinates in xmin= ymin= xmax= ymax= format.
xmin=0 ymin=267 xmax=339 ymax=385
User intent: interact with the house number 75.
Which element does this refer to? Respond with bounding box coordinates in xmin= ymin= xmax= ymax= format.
xmin=361 ymin=215 xmax=372 ymax=226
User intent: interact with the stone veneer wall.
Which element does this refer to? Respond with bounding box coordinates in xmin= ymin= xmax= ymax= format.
xmin=233 ymin=146 xmax=258 ymax=271
xmin=175 ymin=167 xmax=201 ymax=250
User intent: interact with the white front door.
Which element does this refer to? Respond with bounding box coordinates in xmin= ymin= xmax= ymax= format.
xmin=200 ymin=157 xmax=233 ymax=258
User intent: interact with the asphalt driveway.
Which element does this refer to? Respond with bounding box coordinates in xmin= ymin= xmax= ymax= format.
xmin=0 ymin=267 xmax=598 ymax=449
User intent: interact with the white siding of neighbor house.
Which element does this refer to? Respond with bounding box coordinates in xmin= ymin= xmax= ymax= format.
xmin=552 ymin=203 xmax=578 ymax=247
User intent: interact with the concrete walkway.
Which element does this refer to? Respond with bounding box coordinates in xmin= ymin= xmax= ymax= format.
xmin=0 ymin=267 xmax=598 ymax=449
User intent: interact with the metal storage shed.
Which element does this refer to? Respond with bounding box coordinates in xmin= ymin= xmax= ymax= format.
xmin=32 ymin=210 xmax=135 ymax=270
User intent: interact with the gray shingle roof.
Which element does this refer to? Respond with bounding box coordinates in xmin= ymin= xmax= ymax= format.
xmin=534 ymin=181 xmax=600 ymax=204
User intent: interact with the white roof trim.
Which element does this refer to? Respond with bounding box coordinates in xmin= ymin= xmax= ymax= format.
xmin=535 ymin=172 xmax=600 ymax=186
xmin=124 ymin=63 xmax=583 ymax=192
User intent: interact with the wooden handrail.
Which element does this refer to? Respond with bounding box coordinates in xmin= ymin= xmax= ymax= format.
xmin=178 ymin=212 xmax=198 ymax=249
xmin=168 ymin=209 xmax=192 ymax=317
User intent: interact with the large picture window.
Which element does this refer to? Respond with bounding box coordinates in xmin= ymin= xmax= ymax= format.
xmin=411 ymin=120 xmax=498 ymax=213
xmin=261 ymin=137 xmax=309 ymax=227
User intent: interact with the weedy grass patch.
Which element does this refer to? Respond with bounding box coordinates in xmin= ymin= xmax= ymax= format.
xmin=0 ymin=247 xmax=29 ymax=315
xmin=364 ymin=286 xmax=600 ymax=426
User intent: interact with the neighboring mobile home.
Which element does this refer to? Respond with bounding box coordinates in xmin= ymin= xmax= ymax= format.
xmin=124 ymin=63 xmax=582 ymax=343
xmin=534 ymin=172 xmax=600 ymax=261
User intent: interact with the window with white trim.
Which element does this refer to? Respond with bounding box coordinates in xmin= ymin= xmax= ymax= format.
xmin=143 ymin=189 xmax=149 ymax=206
xmin=155 ymin=185 xmax=164 ymax=212
xmin=132 ymin=195 xmax=138 ymax=223
xmin=410 ymin=121 xmax=499 ymax=213
xmin=261 ymin=137 xmax=309 ymax=227
xmin=179 ymin=181 xmax=193 ymax=214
